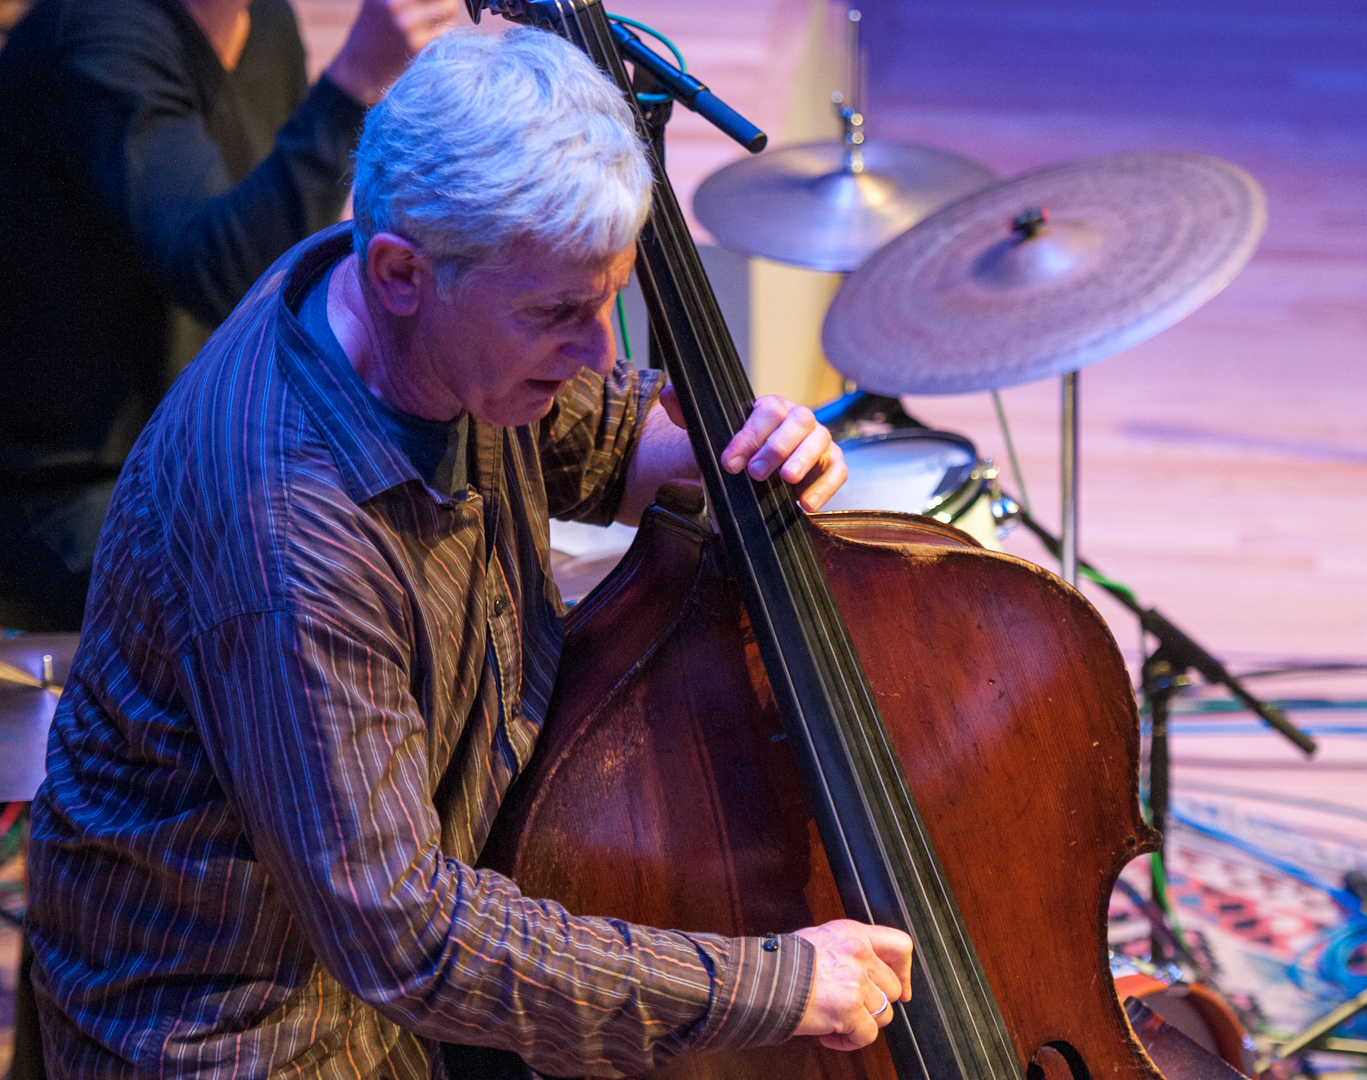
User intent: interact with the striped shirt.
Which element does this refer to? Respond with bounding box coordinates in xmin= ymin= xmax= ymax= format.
xmin=26 ymin=226 xmax=814 ymax=1079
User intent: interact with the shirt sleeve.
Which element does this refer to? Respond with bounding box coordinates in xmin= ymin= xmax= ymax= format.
xmin=189 ymin=603 xmax=814 ymax=1077
xmin=539 ymin=361 xmax=665 ymax=526
xmin=48 ymin=2 xmax=364 ymax=326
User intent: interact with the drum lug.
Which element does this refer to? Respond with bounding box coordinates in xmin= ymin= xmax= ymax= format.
xmin=981 ymin=460 xmax=1022 ymax=539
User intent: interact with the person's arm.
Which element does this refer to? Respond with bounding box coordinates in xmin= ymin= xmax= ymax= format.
xmin=48 ymin=0 xmax=453 ymax=326
xmin=325 ymin=0 xmax=457 ymax=106
xmin=540 ymin=366 xmax=847 ymax=529
xmin=538 ymin=360 xmax=665 ymax=525
xmin=617 ymin=387 xmax=849 ymax=526
xmin=189 ymin=597 xmax=817 ymax=1076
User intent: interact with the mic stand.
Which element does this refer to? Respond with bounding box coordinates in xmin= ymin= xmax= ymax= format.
xmin=1013 ymin=507 xmax=1317 ymax=961
xmin=608 ymin=21 xmax=767 ymax=153
xmin=462 ymin=2 xmax=768 ymax=153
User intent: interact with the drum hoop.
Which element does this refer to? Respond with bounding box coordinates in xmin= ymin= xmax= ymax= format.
xmin=836 ymin=427 xmax=984 ymax=521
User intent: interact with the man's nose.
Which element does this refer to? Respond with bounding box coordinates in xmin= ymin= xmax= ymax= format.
xmin=570 ymin=303 xmax=618 ymax=375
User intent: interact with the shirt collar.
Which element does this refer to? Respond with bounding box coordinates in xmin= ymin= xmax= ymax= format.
xmin=273 ymin=225 xmax=425 ymax=505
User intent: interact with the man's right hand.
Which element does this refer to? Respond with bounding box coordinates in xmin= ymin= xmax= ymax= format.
xmin=326 ymin=0 xmax=460 ymax=106
xmin=792 ymin=919 xmax=914 ymax=1051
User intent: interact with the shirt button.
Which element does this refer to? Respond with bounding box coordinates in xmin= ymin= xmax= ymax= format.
xmin=492 ymin=597 xmax=509 ymax=616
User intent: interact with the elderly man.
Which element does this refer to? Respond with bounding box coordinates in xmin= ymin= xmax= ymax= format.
xmin=26 ymin=26 xmax=911 ymax=1079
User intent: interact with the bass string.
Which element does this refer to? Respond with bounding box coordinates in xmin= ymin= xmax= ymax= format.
xmin=550 ymin=4 xmax=1016 ymax=1076
xmin=570 ymin=0 xmax=984 ymax=1050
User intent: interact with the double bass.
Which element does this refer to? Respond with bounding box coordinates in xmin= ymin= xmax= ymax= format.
xmin=470 ymin=4 xmax=1245 ymax=1079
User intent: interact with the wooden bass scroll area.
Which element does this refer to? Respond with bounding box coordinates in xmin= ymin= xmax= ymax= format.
xmin=480 ymin=487 xmax=1163 ymax=1080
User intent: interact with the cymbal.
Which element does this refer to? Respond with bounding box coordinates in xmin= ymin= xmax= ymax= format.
xmin=0 ymin=633 xmax=78 ymax=802
xmin=693 ymin=140 xmax=998 ymax=273
xmin=822 ymin=153 xmax=1267 ymax=395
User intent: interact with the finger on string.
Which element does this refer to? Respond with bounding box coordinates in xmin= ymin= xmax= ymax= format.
xmin=795 ymin=449 xmax=847 ymax=512
xmin=776 ymin=425 xmax=830 ymax=485
xmin=748 ymin=405 xmax=816 ymax=480
xmin=721 ymin=397 xmax=789 ymax=473
xmin=865 ymin=925 xmax=915 ymax=1000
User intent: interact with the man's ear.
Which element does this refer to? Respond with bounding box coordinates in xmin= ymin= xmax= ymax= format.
xmin=366 ymin=233 xmax=427 ymax=317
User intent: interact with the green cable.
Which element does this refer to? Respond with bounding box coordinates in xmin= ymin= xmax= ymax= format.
xmin=1148 ymin=849 xmax=1197 ymax=958
xmin=1080 ymin=565 xmax=1140 ymax=607
xmin=615 ymin=292 xmax=632 ymax=362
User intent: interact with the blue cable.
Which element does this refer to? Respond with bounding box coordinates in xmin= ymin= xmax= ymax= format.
xmin=1170 ymin=808 xmax=1367 ymax=1005
xmin=1170 ymin=809 xmax=1360 ymax=914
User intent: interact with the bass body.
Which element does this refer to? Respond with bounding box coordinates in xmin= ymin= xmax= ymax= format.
xmin=482 ymin=488 xmax=1163 ymax=1080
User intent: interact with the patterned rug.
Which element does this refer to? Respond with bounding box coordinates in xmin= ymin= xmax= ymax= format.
xmin=1110 ymin=696 xmax=1367 ymax=1080
xmin=1 ymin=704 xmax=1362 ymax=1077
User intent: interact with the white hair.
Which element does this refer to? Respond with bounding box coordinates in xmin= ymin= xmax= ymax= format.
xmin=352 ymin=26 xmax=652 ymax=290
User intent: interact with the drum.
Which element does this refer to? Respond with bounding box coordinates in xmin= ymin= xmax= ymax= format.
xmin=1112 ymin=964 xmax=1257 ymax=1076
xmin=548 ymin=519 xmax=642 ymax=606
xmin=821 ymin=428 xmax=1008 ymax=550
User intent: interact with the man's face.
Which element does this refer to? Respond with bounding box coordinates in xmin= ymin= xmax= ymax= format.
xmin=417 ymin=239 xmax=638 ymax=427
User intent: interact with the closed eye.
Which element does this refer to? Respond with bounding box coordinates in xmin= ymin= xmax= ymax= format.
xmin=535 ymin=301 xmax=603 ymax=328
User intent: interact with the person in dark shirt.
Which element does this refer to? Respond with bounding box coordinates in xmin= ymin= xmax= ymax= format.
xmin=0 ymin=0 xmax=452 ymax=1074
xmin=0 ymin=0 xmax=457 ymax=632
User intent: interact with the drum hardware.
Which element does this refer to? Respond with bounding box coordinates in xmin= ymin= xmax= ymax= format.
xmin=1267 ymin=988 xmax=1367 ymax=1068
xmin=1012 ymin=507 xmax=1315 ymax=759
xmin=813 ymin=389 xmax=1020 ymax=548
xmin=692 ymin=7 xmax=997 ymax=273
xmin=985 ymin=475 xmax=1021 ymax=541
xmin=1111 ymin=952 xmax=1259 ymax=1077
xmin=0 ymin=632 xmax=78 ymax=802
xmin=812 ymin=388 xmax=929 ymax=442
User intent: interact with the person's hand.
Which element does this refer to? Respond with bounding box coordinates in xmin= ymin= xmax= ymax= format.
xmin=325 ymin=0 xmax=460 ymax=106
xmin=659 ymin=388 xmax=847 ymax=512
xmin=792 ymin=919 xmax=913 ymax=1051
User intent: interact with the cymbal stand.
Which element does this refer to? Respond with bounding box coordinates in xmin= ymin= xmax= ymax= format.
xmin=831 ymin=7 xmax=867 ymax=174
xmin=1061 ymin=371 xmax=1079 ymax=586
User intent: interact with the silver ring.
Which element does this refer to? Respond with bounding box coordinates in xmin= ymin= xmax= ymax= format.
xmin=871 ymin=990 xmax=890 ymax=1017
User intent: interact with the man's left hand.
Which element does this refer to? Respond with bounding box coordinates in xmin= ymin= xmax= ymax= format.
xmin=660 ymin=387 xmax=847 ymax=513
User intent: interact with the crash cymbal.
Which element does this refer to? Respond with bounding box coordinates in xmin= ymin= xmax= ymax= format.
xmin=693 ymin=140 xmax=998 ymax=273
xmin=0 ymin=633 xmax=78 ymax=801
xmin=822 ymin=153 xmax=1266 ymax=395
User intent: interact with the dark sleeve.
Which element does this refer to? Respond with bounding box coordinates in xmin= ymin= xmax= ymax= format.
xmin=540 ymin=361 xmax=665 ymax=525
xmin=48 ymin=2 xmax=365 ymax=325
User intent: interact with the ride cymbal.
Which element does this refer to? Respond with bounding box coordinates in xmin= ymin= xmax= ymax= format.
xmin=822 ymin=152 xmax=1266 ymax=395
xmin=693 ymin=140 xmax=997 ymax=273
